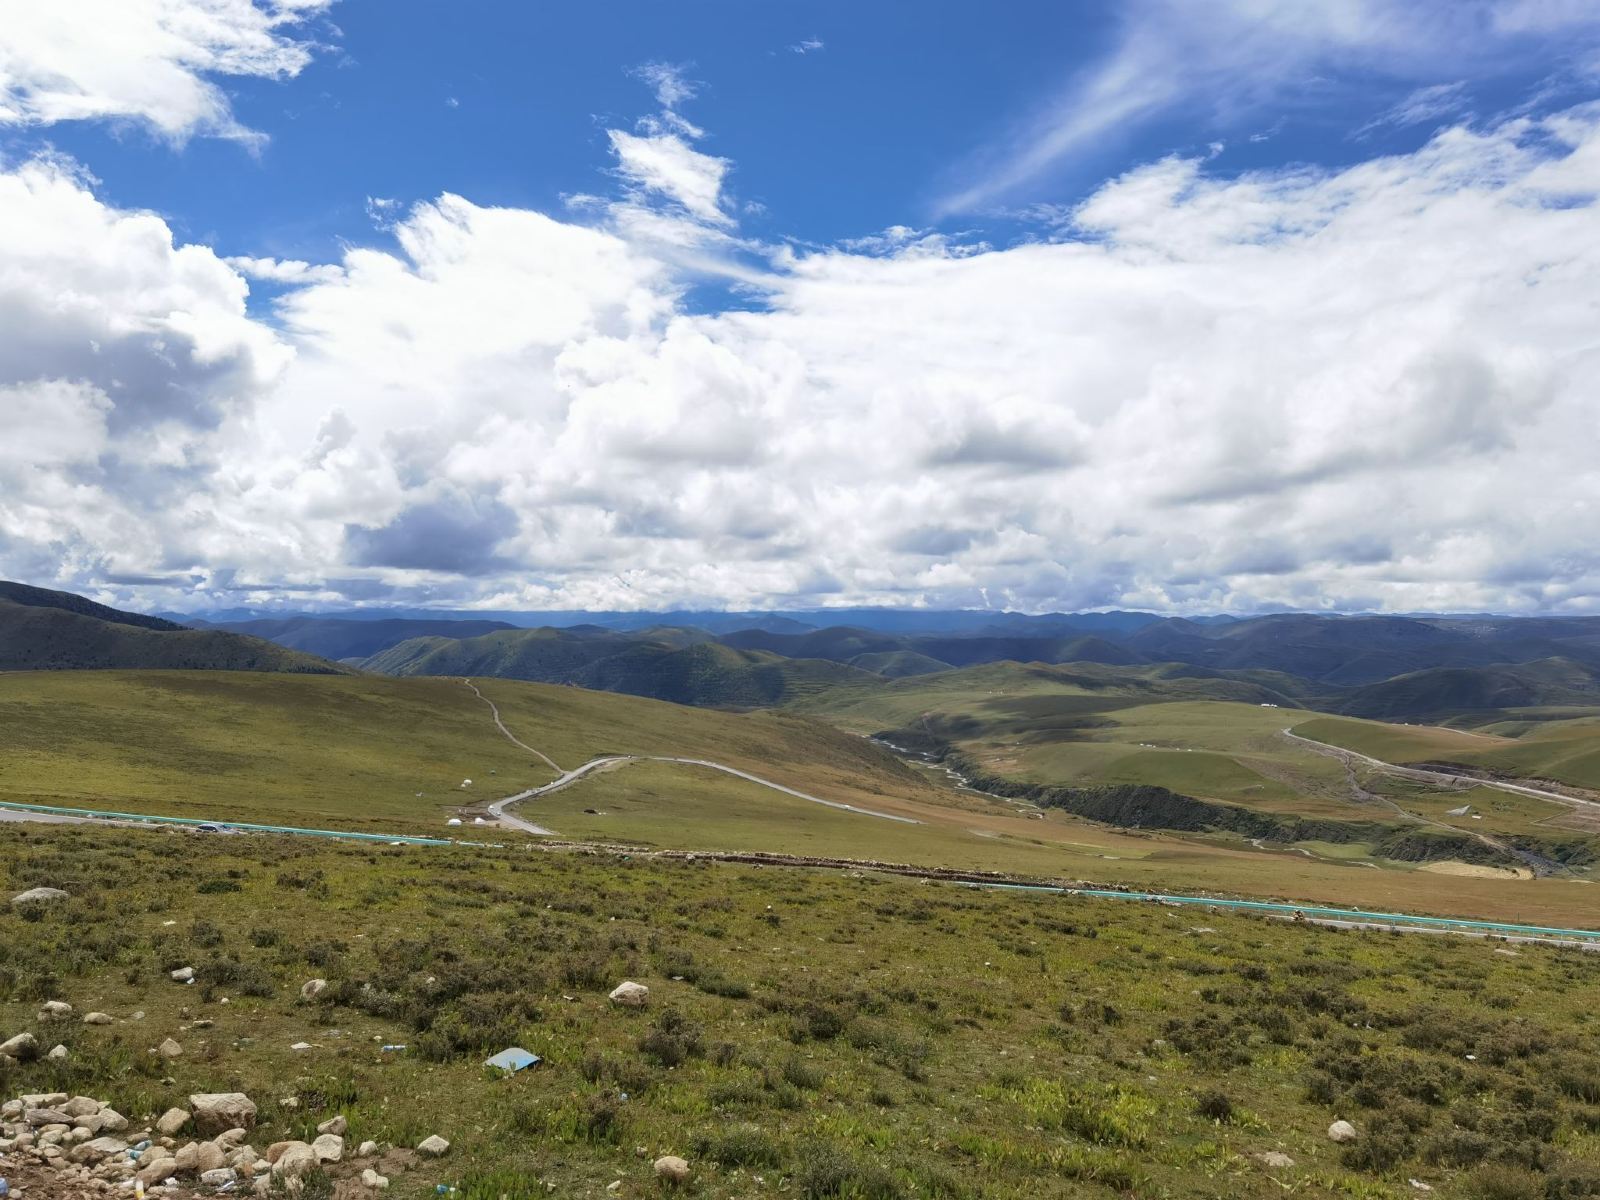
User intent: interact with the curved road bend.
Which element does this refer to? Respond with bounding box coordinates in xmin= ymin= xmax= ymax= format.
xmin=465 ymin=680 xmax=920 ymax=834
xmin=1283 ymin=728 xmax=1600 ymax=814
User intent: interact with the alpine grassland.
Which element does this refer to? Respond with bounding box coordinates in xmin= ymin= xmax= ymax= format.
xmin=3 ymin=824 xmax=1599 ymax=1199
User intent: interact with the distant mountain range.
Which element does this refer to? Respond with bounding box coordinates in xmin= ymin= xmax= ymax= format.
xmin=16 ymin=580 xmax=1600 ymax=722
xmin=0 ymin=582 xmax=347 ymax=674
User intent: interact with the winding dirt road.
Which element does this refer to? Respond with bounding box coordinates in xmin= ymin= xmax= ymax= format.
xmin=1283 ymin=728 xmax=1600 ymax=814
xmin=465 ymin=679 xmax=919 ymax=835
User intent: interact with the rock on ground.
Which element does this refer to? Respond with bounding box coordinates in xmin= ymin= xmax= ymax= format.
xmin=1328 ymin=1120 xmax=1359 ymax=1143
xmin=157 ymin=1106 xmax=191 ymax=1136
xmin=189 ymin=1092 xmax=257 ymax=1134
xmin=312 ymin=1132 xmax=344 ymax=1162
xmin=654 ymin=1155 xmax=691 ymax=1184
xmin=608 ymin=981 xmax=649 ymax=1007
xmin=416 ymin=1135 xmax=450 ymax=1157
xmin=11 ymin=886 xmax=69 ymax=905
xmin=0 ymin=1032 xmax=39 ymax=1060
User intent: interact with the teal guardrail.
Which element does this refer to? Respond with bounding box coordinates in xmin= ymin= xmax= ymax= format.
xmin=0 ymin=799 xmax=453 ymax=846
xmin=7 ymin=797 xmax=1594 ymax=942
xmin=966 ymin=880 xmax=1600 ymax=941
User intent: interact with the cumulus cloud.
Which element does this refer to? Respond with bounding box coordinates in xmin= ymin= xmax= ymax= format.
xmin=6 ymin=98 xmax=1600 ymax=615
xmin=0 ymin=0 xmax=334 ymax=142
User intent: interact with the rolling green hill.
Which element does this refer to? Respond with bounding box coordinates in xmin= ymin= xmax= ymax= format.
xmin=0 ymin=582 xmax=346 ymax=674
xmin=200 ymin=615 xmax=521 ymax=661
xmin=364 ymin=626 xmax=879 ymax=708
xmin=0 ymin=669 xmax=930 ymax=831
xmin=1337 ymin=658 xmax=1600 ymax=721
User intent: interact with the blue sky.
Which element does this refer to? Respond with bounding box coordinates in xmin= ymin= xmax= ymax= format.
xmin=3 ymin=1 xmax=1600 ymax=615
xmin=22 ymin=2 xmax=1590 ymax=277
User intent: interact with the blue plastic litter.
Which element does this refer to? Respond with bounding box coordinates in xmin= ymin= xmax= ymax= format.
xmin=1 ymin=1175 xmax=10 ymax=1197
xmin=484 ymin=1047 xmax=541 ymax=1073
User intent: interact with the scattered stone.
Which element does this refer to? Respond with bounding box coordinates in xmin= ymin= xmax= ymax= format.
xmin=312 ymin=1133 xmax=344 ymax=1163
xmin=231 ymin=1146 xmax=263 ymax=1173
xmin=11 ymin=886 xmax=69 ymax=906
xmin=201 ymin=1167 xmax=237 ymax=1187
xmin=1328 ymin=1120 xmax=1359 ymax=1144
xmin=316 ymin=1115 xmax=346 ymax=1136
xmin=215 ymin=1127 xmax=249 ymax=1149
xmin=157 ymin=1038 xmax=183 ymax=1059
xmin=174 ymin=1142 xmax=201 ymax=1173
xmin=0 ymin=1033 xmax=39 ymax=1061
xmin=195 ymin=1140 xmax=227 ymax=1173
xmin=82 ymin=1011 xmax=114 ymax=1025
xmin=654 ymin=1155 xmax=691 ymax=1185
xmin=272 ymin=1141 xmax=318 ymax=1182
xmin=301 ymin=978 xmax=328 ymax=1001
xmin=189 ymin=1093 xmax=257 ymax=1134
xmin=136 ymin=1155 xmax=179 ymax=1187
xmin=37 ymin=1001 xmax=73 ymax=1020
xmin=416 ymin=1135 xmax=450 ymax=1157
xmin=156 ymin=1108 xmax=191 ymax=1137
xmin=45 ymin=1044 xmax=68 ymax=1062
xmin=1255 ymin=1151 xmax=1296 ymax=1168
xmin=25 ymin=1108 xmax=74 ymax=1127
xmin=357 ymin=1140 xmax=380 ymax=1157
xmin=608 ymin=981 xmax=649 ymax=1008
xmin=72 ymin=1135 xmax=129 ymax=1163
xmin=170 ymin=967 xmax=195 ymax=983
xmin=97 ymin=1108 xmax=129 ymax=1134
xmin=361 ymin=1168 xmax=390 ymax=1190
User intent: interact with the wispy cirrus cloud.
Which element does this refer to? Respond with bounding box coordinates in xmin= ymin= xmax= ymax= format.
xmin=934 ymin=0 xmax=1600 ymax=217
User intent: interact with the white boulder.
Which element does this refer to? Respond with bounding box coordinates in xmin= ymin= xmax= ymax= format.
xmin=608 ymin=981 xmax=650 ymax=1007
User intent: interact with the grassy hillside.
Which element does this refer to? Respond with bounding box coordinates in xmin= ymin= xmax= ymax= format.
xmin=0 ymin=594 xmax=346 ymax=674
xmin=0 ymin=671 xmax=929 ymax=833
xmin=206 ymin=615 xmax=520 ymax=661
xmin=1296 ymin=713 xmax=1600 ymax=794
xmin=796 ymin=662 xmax=1598 ymax=867
xmin=3 ymin=825 xmax=1598 ymax=1200
xmin=0 ymin=580 xmax=187 ymax=630
xmin=1338 ymin=659 xmax=1600 ymax=721
xmin=366 ymin=627 xmax=880 ymax=708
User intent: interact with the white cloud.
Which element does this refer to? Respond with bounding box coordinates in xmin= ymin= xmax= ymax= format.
xmin=0 ymin=0 xmax=334 ymax=142
xmin=0 ymin=155 xmax=290 ymax=583
xmin=607 ymin=129 xmax=732 ymax=226
xmin=1353 ymin=81 xmax=1472 ymax=137
xmin=7 ymin=105 xmax=1600 ymax=615
xmin=790 ymin=38 xmax=825 ymax=55
xmin=629 ymin=62 xmax=697 ymax=111
xmin=227 ymin=255 xmax=344 ymax=284
xmin=936 ymin=0 xmax=1600 ymax=216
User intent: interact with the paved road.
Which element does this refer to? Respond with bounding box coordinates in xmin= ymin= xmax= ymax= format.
xmin=466 ymin=680 xmax=920 ymax=833
xmin=485 ymin=752 xmax=920 ymax=833
xmin=1284 ymin=728 xmax=1600 ymax=813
